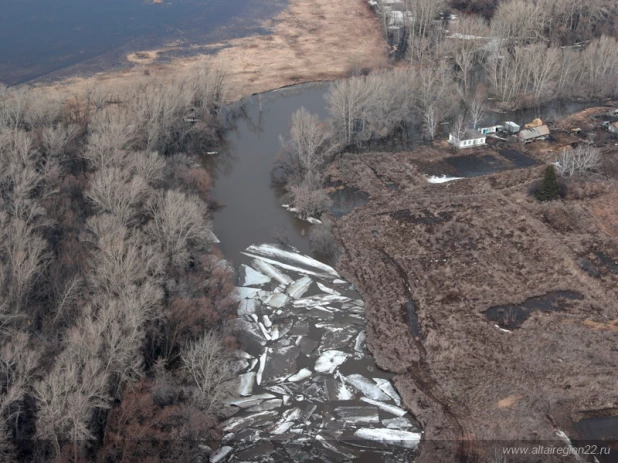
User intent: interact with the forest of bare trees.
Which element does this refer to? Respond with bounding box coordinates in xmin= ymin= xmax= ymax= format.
xmin=0 ymin=65 xmax=237 ymax=462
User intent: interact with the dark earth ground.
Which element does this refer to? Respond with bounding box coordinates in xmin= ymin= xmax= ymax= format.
xmin=325 ymin=133 xmax=618 ymax=462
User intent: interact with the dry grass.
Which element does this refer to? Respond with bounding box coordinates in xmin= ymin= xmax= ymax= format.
xmin=589 ymin=191 xmax=618 ymax=237
xmin=34 ymin=0 xmax=388 ymax=99
xmin=331 ymin=149 xmax=618 ymax=462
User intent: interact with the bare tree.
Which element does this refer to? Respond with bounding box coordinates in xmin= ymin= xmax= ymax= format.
xmin=423 ymin=105 xmax=439 ymax=140
xmin=182 ymin=332 xmax=236 ymax=413
xmin=491 ymin=0 xmax=545 ymax=46
xmin=451 ymin=115 xmax=467 ymax=142
xmin=468 ymin=97 xmax=486 ymax=129
xmin=86 ymin=167 xmax=150 ymax=227
xmin=556 ymin=145 xmax=602 ymax=177
xmin=326 ymin=77 xmax=371 ymax=145
xmin=34 ymin=351 xmax=109 ymax=458
xmin=287 ymin=180 xmax=333 ymax=220
xmin=449 ymin=15 xmax=490 ymax=93
xmin=146 ymin=190 xmax=212 ymax=268
xmin=285 ymin=107 xmax=336 ymax=184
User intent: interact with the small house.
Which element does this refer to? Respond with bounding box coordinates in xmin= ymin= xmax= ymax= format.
xmin=449 ymin=129 xmax=486 ymax=149
xmin=504 ymin=121 xmax=520 ymax=134
xmin=478 ymin=125 xmax=503 ymax=135
xmin=518 ymin=125 xmax=550 ymax=142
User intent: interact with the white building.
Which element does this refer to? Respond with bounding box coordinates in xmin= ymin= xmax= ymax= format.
xmin=449 ymin=129 xmax=486 ymax=149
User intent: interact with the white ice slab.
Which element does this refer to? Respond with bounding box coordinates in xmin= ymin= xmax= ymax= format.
xmin=315 ymin=350 xmax=349 ymax=375
xmin=287 ymin=368 xmax=313 ymax=382
xmin=244 ymin=244 xmax=339 ymax=277
xmin=239 ymin=264 xmax=271 ymax=286
xmin=373 ymin=378 xmax=402 ymax=406
xmin=210 ymin=446 xmax=232 ymax=463
xmin=286 ymin=276 xmax=313 ymax=299
xmin=316 ymin=282 xmax=341 ymax=296
xmin=360 ymin=397 xmax=407 ymax=417
xmin=344 ymin=374 xmax=391 ymax=401
xmin=353 ymin=428 xmax=421 ymax=449
xmin=238 ymin=372 xmax=256 ymax=396
xmin=252 ymin=259 xmax=293 ymax=285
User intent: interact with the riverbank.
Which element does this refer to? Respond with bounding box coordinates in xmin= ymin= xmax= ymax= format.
xmin=32 ymin=0 xmax=388 ymax=99
xmin=328 ymin=134 xmax=618 ymax=461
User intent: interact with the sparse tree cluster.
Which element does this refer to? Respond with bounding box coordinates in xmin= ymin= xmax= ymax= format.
xmin=0 ymin=65 xmax=236 ymax=462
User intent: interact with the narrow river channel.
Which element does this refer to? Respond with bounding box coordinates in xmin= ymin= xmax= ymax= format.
xmin=204 ymin=84 xmax=608 ymax=462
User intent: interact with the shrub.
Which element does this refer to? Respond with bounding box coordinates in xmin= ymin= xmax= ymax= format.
xmin=309 ymin=224 xmax=337 ymax=259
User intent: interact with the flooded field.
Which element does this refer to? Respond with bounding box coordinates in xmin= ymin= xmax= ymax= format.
xmin=0 ymin=0 xmax=285 ymax=85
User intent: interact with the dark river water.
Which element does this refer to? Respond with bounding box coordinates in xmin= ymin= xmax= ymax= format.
xmin=0 ymin=0 xmax=285 ymax=85
xmin=207 ymin=84 xmax=330 ymax=264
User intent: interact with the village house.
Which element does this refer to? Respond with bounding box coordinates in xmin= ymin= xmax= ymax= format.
xmin=518 ymin=125 xmax=550 ymax=142
xmin=449 ymin=129 xmax=486 ymax=148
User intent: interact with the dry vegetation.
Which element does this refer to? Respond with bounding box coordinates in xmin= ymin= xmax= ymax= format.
xmin=0 ymin=66 xmax=239 ymax=462
xmin=329 ymin=146 xmax=618 ymax=462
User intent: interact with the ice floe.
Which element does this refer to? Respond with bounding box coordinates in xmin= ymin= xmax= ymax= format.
xmin=238 ymin=372 xmax=256 ymax=396
xmin=252 ymin=259 xmax=293 ymax=285
xmin=210 ymin=446 xmax=232 ymax=463
xmin=286 ymin=276 xmax=313 ymax=299
xmin=344 ymin=374 xmax=391 ymax=401
xmin=287 ymin=368 xmax=312 ymax=382
xmin=314 ymin=350 xmax=349 ymax=374
xmin=239 ymin=264 xmax=271 ymax=286
xmin=374 ymin=377 xmax=402 ymax=406
xmin=360 ymin=397 xmax=407 ymax=417
xmin=353 ymin=428 xmax=421 ymax=449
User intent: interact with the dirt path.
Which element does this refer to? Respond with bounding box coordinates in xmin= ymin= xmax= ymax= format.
xmin=34 ymin=0 xmax=389 ymax=99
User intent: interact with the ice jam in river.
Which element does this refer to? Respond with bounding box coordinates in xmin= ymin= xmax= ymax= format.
xmin=217 ymin=244 xmax=421 ymax=462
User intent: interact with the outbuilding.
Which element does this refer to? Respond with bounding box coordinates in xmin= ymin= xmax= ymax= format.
xmin=518 ymin=125 xmax=550 ymax=142
xmin=449 ymin=129 xmax=486 ymax=149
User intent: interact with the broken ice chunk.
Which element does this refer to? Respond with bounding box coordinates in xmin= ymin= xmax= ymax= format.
xmin=234 ymin=350 xmax=253 ymax=360
xmin=344 ymin=374 xmax=390 ymax=401
xmin=246 ymin=398 xmax=283 ymax=412
xmin=315 ymin=350 xmax=349 ymax=375
xmin=382 ymin=417 xmax=415 ymax=430
xmin=317 ymin=282 xmax=341 ymax=296
xmin=252 ymin=259 xmax=293 ymax=286
xmin=334 ymin=406 xmax=380 ymax=425
xmin=373 ymin=378 xmax=402 ymax=406
xmin=257 ymin=349 xmax=269 ymax=385
xmin=354 ymin=331 xmax=366 ymax=355
xmin=353 ymin=428 xmax=421 ymax=449
xmin=261 ymin=345 xmax=299 ymax=384
xmin=238 ymin=372 xmax=256 ymax=396
xmin=243 ymin=244 xmax=340 ymax=278
xmin=224 ymin=393 xmax=275 ymax=408
xmin=234 ymin=287 xmax=261 ymax=301
xmin=265 ymin=292 xmax=290 ymax=309
xmin=360 ymin=397 xmax=407 ymax=417
xmin=286 ymin=276 xmax=313 ymax=299
xmin=333 ymin=279 xmax=347 ymax=285
xmin=287 ymin=368 xmax=312 ymax=382
xmin=239 ymin=264 xmax=271 ymax=287
xmin=221 ymin=411 xmax=279 ymax=432
xmin=335 ymin=371 xmax=354 ymax=400
xmin=238 ymin=298 xmax=258 ymax=317
xmin=248 ymin=358 xmax=258 ymax=371
xmin=258 ymin=322 xmax=272 ymax=341
xmin=262 ymin=315 xmax=272 ymax=328
xmin=210 ymin=446 xmax=233 ymax=463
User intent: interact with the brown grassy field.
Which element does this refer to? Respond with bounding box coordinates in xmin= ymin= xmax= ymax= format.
xmin=35 ymin=0 xmax=388 ymax=99
xmin=330 ymin=146 xmax=618 ymax=462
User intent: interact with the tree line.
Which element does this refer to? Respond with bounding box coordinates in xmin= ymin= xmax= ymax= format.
xmin=0 ymin=65 xmax=238 ymax=462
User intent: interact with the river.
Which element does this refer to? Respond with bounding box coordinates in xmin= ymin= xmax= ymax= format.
xmin=0 ymin=0 xmax=285 ymax=85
